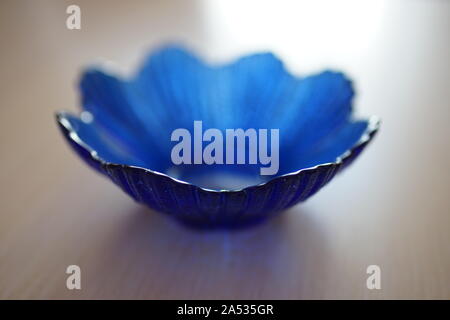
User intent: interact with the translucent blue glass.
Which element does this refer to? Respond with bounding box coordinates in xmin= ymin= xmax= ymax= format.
xmin=56 ymin=46 xmax=380 ymax=229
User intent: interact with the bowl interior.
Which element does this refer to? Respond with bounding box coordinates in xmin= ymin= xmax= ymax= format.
xmin=68 ymin=47 xmax=372 ymax=190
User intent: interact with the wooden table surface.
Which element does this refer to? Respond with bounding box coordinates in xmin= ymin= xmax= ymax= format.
xmin=1 ymin=0 xmax=449 ymax=299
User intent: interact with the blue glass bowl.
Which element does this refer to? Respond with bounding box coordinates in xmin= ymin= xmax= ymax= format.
xmin=56 ymin=46 xmax=380 ymax=229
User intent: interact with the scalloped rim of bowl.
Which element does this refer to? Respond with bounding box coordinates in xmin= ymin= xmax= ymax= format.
xmin=56 ymin=111 xmax=381 ymax=193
